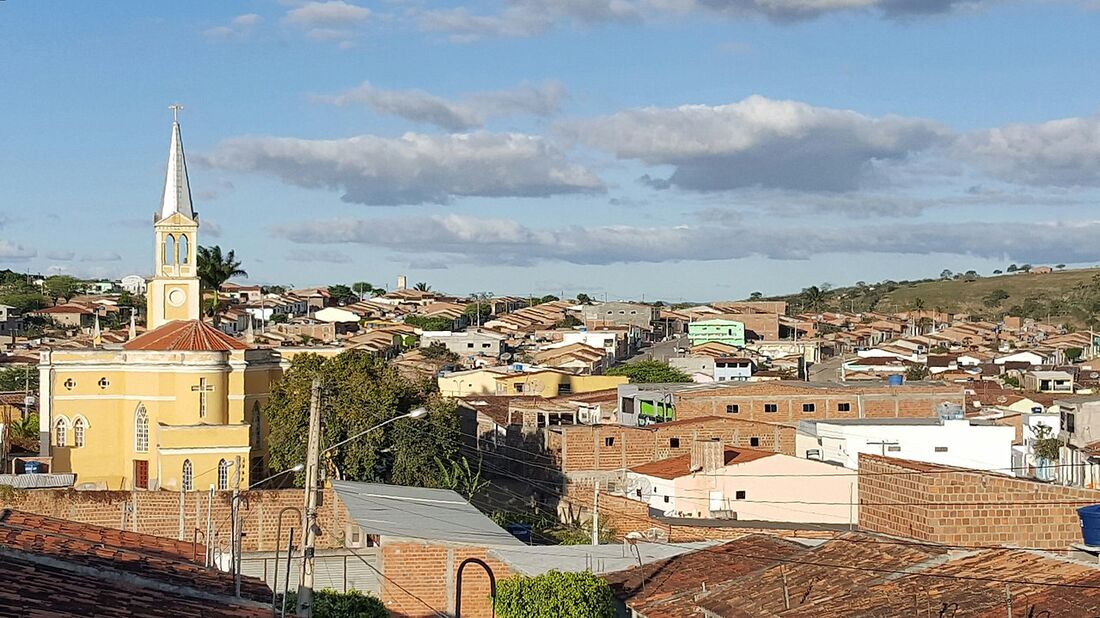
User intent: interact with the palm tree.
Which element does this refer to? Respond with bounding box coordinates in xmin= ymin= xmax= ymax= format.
xmin=197 ymin=245 xmax=247 ymax=324
xmin=414 ymin=282 xmax=431 ymax=292
xmin=799 ymin=286 xmax=828 ymax=312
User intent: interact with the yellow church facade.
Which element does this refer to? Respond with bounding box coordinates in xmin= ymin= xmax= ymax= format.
xmin=38 ymin=113 xmax=284 ymax=491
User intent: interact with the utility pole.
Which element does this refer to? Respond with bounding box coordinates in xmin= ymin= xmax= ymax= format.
xmin=297 ymin=378 xmax=322 ymax=618
xmin=232 ymin=455 xmax=242 ymax=597
xmin=591 ymin=480 xmax=600 ymax=545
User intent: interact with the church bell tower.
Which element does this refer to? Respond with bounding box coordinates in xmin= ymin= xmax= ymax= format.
xmin=147 ymin=105 xmax=201 ymax=329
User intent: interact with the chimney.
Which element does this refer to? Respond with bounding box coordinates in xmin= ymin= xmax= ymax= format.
xmin=690 ymin=438 xmax=724 ymax=474
xmin=397 ymin=275 xmax=407 ymax=290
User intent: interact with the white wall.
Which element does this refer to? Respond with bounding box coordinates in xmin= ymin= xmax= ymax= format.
xmin=801 ymin=420 xmax=1015 ymax=474
xmin=624 ymin=473 xmax=677 ymax=514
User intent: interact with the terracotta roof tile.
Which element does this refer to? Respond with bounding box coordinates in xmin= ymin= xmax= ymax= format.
xmin=629 ymin=447 xmax=776 ymax=480
xmin=122 ymin=320 xmax=250 ymax=352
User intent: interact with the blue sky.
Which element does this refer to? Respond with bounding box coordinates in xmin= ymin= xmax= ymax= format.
xmin=2 ymin=0 xmax=1099 ymax=300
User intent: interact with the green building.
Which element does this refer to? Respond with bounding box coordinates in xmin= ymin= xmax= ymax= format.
xmin=688 ymin=318 xmax=745 ymax=347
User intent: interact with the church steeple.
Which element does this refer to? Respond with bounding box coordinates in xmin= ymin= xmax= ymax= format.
xmin=159 ymin=104 xmax=195 ymax=222
xmin=147 ymin=105 xmax=202 ymax=330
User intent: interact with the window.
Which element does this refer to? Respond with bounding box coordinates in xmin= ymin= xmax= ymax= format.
xmin=670 ymin=438 xmax=680 ymax=448
xmin=177 ymin=234 xmax=189 ymax=264
xmin=837 ymin=402 xmax=851 ymax=412
xmin=54 ymin=417 xmax=68 ymax=447
xmin=764 ymin=403 xmax=778 ymax=413
xmin=605 ymin=437 xmax=615 ymax=447
xmin=467 ymin=343 xmax=474 ymax=348
xmin=163 ymin=234 xmax=175 ymax=265
xmin=217 ymin=459 xmax=230 ymax=490
xmin=630 ymin=310 xmax=637 ymax=315
xmin=63 ymin=378 xmax=75 ymax=390
xmin=802 ymin=403 xmax=816 ymax=413
xmin=134 ymin=406 xmax=149 ymax=453
xmin=182 ymin=460 xmax=193 ymax=491
xmin=726 ymin=404 xmax=739 ymax=414
xmin=514 ymin=383 xmax=524 ymax=393
xmin=735 ymin=491 xmax=746 ymax=500
xmin=98 ymin=377 xmax=110 ymax=389
xmin=72 ymin=417 xmax=85 ymax=447
xmin=481 ymin=343 xmax=491 ymax=348
xmin=250 ymin=402 xmax=262 ymax=444
xmin=934 ymin=446 xmax=949 ymax=453
xmin=663 ymin=496 xmax=670 ymax=503
xmin=750 ymin=437 xmax=760 ymax=447
xmin=1063 ymin=411 xmax=1076 ymax=434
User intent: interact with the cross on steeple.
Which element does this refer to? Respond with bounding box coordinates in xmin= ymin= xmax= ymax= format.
xmin=169 ymin=103 xmax=184 ymax=123
xmin=192 ymin=377 xmax=215 ymax=418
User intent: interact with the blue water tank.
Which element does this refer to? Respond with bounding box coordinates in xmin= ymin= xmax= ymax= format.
xmin=887 ymin=374 xmax=904 ymax=386
xmin=1079 ymin=505 xmax=1100 ymax=546
xmin=23 ymin=461 xmax=41 ymax=474
xmin=505 ymin=523 xmax=533 ymax=544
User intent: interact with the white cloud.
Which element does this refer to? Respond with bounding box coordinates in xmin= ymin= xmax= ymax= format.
xmin=565 ymin=95 xmax=951 ymax=192
xmin=204 ymin=131 xmax=604 ymax=205
xmin=204 ymin=13 xmax=263 ymax=40
xmin=0 ymin=240 xmax=36 ymax=261
xmin=44 ymin=250 xmax=76 ymax=261
xmin=957 ymin=113 xmax=1100 ymax=187
xmin=318 ymin=81 xmax=567 ymax=131
xmin=80 ymin=251 xmax=123 ymax=262
xmin=417 ymin=0 xmax=983 ymax=41
xmin=273 ymin=214 xmax=1100 ymax=266
xmin=284 ymin=1 xmax=371 ymax=26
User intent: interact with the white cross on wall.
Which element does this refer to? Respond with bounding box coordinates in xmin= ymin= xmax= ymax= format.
xmin=192 ymin=377 xmax=214 ymax=418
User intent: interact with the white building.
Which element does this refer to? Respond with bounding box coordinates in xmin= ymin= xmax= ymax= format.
xmin=796 ymin=417 xmax=1016 ymax=475
xmin=546 ymin=331 xmax=621 ymax=360
xmin=119 ymin=275 xmax=147 ymax=296
xmin=713 ymin=357 xmax=753 ymax=382
xmin=420 ymin=330 xmax=505 ymax=361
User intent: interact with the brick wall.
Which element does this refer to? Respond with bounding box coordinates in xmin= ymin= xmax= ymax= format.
xmin=858 ymin=454 xmax=1100 ymax=549
xmin=561 ymin=486 xmax=836 ymax=543
xmin=380 ymin=541 xmax=512 ymax=618
xmin=673 ymin=383 xmax=963 ymax=423
xmin=558 ymin=418 xmax=795 ymax=473
xmin=0 ymin=488 xmax=349 ymax=552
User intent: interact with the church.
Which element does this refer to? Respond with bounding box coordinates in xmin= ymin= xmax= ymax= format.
xmin=37 ymin=113 xmax=283 ymax=491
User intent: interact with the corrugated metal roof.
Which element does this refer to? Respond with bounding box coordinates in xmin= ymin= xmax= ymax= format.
xmin=332 ymin=481 xmax=523 ymax=547
xmin=490 ymin=541 xmax=717 ymax=576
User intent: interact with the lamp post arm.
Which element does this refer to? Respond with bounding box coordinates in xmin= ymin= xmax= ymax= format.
xmin=321 ymin=414 xmax=412 ymax=457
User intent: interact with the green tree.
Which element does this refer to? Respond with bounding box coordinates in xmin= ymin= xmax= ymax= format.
xmin=912 ymin=297 xmax=925 ymax=310
xmin=264 ymin=351 xmax=460 ymax=488
xmin=42 ymin=275 xmax=84 ymax=303
xmin=904 ymin=365 xmax=929 ymax=381
xmin=1057 ymin=264 xmax=1067 ymax=270
xmin=1007 ymin=264 xmax=1018 ymax=272
xmin=983 ymin=289 xmax=1010 ymax=308
xmin=413 ymin=282 xmax=431 ymax=292
xmin=327 ymin=284 xmax=356 ymax=304
xmin=421 ymin=342 xmax=460 ymax=362
xmin=270 ymin=313 xmax=289 ymax=324
xmin=0 ymin=367 xmax=37 ymax=392
xmin=464 ymin=301 xmax=492 ymax=320
xmin=1031 ymin=423 xmax=1061 ymax=464
xmin=940 ymin=269 xmax=953 ymax=280
xmin=799 ymin=285 xmax=828 ymax=312
xmin=435 ymin=455 xmax=489 ymax=500
xmin=351 ymin=281 xmax=374 ymax=299
xmin=575 ymin=293 xmax=593 ymax=305
xmin=279 ymin=589 xmax=385 ymax=618
xmin=0 ymin=291 xmax=48 ymax=313
xmin=540 ymin=294 xmax=560 ymax=304
xmin=992 ymin=269 xmax=1003 ymax=275
xmin=1065 ymin=347 xmax=1084 ymax=362
xmin=749 ymin=291 xmax=763 ymax=300
xmin=197 ymin=245 xmax=247 ymax=323
xmin=554 ymin=314 xmax=582 ymax=329
xmin=404 ymin=315 xmax=455 ymax=332
xmin=495 ymin=571 xmax=615 ymax=618
xmin=607 ymin=360 xmax=691 ymax=383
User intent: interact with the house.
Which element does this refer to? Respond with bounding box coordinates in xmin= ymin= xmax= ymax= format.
xmin=624 ymin=439 xmax=858 ymax=524
xmin=1024 ymin=369 xmax=1075 ymax=393
xmin=1054 ymin=396 xmax=1100 ymax=487
xmin=995 ymin=350 xmax=1047 ymax=365
xmin=29 ymin=303 xmax=96 ymax=329
xmin=713 ymin=356 xmax=754 ymax=382
xmin=532 ymin=343 xmax=609 ymax=374
xmin=687 ymin=319 xmax=745 ymax=348
xmin=543 ymin=330 xmax=625 ymax=360
xmin=437 ymin=365 xmax=626 ymax=398
xmin=420 ymin=330 xmax=504 ymax=363
xmin=796 ymin=416 xmax=1014 ymax=473
xmin=119 ymin=274 xmax=148 ymax=296
xmin=580 ymin=302 xmax=656 ymax=338
xmin=0 ymin=509 xmax=272 ymax=617
xmin=0 ymin=304 xmax=22 ymax=336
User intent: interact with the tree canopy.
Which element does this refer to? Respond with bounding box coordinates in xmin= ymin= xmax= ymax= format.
xmin=197 ymin=245 xmax=246 ymax=293
xmin=280 ymin=589 xmax=385 ymax=618
xmin=495 ymin=571 xmax=615 ymax=618
xmin=607 ymin=360 xmax=692 ymax=383
xmin=264 ymin=351 xmax=461 ymax=488
xmin=327 ymin=284 xmax=357 ymax=304
xmin=404 ymin=314 xmax=455 ymax=332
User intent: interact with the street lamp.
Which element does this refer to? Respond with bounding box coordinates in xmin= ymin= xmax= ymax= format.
xmin=297 ymin=402 xmax=428 ymax=618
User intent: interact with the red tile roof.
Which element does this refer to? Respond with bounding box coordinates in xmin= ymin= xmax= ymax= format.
xmin=0 ymin=509 xmax=272 ymax=615
xmin=122 ymin=320 xmax=249 ymax=351
xmin=629 ymin=447 xmax=776 ymax=480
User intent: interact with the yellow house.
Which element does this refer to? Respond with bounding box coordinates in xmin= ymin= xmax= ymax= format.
xmin=37 ymin=114 xmax=283 ymax=491
xmin=439 ymin=366 xmax=626 ymax=398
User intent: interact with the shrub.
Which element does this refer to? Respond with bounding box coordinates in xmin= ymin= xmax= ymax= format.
xmin=495 ymin=571 xmax=615 ymax=618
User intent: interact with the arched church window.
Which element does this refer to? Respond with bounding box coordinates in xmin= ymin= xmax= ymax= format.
xmin=250 ymin=402 xmax=262 ymax=444
xmin=54 ymin=417 xmax=68 ymax=447
xmin=178 ymin=234 xmax=189 ymax=264
xmin=163 ymin=234 xmax=176 ymax=265
xmin=135 ymin=405 xmax=149 ymax=453
xmin=217 ymin=459 xmax=230 ymax=491
xmin=73 ymin=417 xmax=86 ymax=447
xmin=182 ymin=460 xmax=193 ymax=491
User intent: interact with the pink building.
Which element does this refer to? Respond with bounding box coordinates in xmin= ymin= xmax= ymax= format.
xmin=626 ymin=439 xmax=858 ymax=525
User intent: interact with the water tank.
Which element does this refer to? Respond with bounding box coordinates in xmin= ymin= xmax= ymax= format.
xmin=505 ymin=523 xmax=533 ymax=544
xmin=887 ymin=374 xmax=904 ymax=386
xmin=1078 ymin=505 xmax=1100 ymax=546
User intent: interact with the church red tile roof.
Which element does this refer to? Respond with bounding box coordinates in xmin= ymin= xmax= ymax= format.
xmin=123 ymin=320 xmax=249 ymax=352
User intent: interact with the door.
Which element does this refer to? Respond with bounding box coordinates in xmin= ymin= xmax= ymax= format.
xmin=134 ymin=460 xmax=149 ymax=489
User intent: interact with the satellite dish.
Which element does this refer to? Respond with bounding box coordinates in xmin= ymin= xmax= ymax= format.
xmin=1091 ymin=372 xmax=1099 ymax=379
xmin=997 ymin=396 xmax=1007 ymax=404
xmin=500 ymin=352 xmax=513 ymax=361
